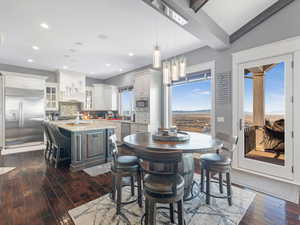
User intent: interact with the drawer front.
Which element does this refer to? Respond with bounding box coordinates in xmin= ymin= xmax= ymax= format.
xmin=86 ymin=131 xmax=106 ymax=158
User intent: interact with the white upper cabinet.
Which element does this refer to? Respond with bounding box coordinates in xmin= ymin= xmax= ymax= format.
xmin=45 ymin=83 xmax=59 ymax=111
xmin=93 ymin=84 xmax=117 ymax=111
xmin=84 ymin=86 xmax=94 ymax=110
xmin=57 ymin=70 xmax=86 ymax=102
xmin=104 ymin=85 xmax=118 ymax=111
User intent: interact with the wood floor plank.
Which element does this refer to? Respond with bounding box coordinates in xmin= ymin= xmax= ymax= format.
xmin=0 ymin=147 xmax=300 ymax=225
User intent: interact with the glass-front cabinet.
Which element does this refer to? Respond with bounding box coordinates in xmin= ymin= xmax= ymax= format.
xmin=84 ymin=86 xmax=94 ymax=110
xmin=45 ymin=83 xmax=58 ymax=111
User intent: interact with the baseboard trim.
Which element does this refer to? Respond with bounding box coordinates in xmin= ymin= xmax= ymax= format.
xmin=231 ymin=169 xmax=300 ymax=203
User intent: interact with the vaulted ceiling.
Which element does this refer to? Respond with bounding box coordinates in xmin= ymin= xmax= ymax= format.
xmin=0 ymin=0 xmax=287 ymax=79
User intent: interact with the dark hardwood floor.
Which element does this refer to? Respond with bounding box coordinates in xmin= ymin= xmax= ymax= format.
xmin=0 ymin=148 xmax=300 ymax=225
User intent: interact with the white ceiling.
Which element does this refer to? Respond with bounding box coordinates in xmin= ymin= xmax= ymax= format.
xmin=0 ymin=0 xmax=204 ymax=79
xmin=202 ymin=0 xmax=279 ymax=35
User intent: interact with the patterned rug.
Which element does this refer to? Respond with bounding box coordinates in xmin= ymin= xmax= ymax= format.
xmin=83 ymin=162 xmax=112 ymax=177
xmin=69 ymin=174 xmax=256 ymax=225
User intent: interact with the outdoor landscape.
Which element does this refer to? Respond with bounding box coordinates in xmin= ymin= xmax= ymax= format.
xmin=172 ymin=110 xmax=211 ymax=133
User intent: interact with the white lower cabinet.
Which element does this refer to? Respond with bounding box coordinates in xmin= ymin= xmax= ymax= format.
xmin=131 ymin=123 xmax=149 ymax=134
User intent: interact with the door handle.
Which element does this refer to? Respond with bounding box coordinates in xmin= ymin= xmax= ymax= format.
xmin=239 ymin=119 xmax=243 ymax=131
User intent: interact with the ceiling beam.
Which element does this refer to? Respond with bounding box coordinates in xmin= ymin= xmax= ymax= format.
xmin=190 ymin=0 xmax=209 ymax=13
xmin=142 ymin=0 xmax=229 ymax=50
xmin=230 ymin=0 xmax=295 ymax=43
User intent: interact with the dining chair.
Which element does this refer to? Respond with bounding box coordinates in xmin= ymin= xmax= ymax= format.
xmin=139 ymin=149 xmax=185 ymax=225
xmin=200 ymin=132 xmax=238 ymax=206
xmin=47 ymin=124 xmax=71 ymax=168
xmin=110 ymin=134 xmax=143 ymax=215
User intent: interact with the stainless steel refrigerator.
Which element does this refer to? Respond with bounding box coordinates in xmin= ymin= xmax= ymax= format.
xmin=5 ymin=87 xmax=44 ymax=147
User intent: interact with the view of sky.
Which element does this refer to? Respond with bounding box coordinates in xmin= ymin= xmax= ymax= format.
xmin=121 ymin=90 xmax=134 ymax=115
xmin=244 ymin=62 xmax=285 ymax=114
xmin=172 ymin=80 xmax=211 ymax=111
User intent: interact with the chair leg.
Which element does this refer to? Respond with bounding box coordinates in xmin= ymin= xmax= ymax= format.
xmin=148 ymin=200 xmax=156 ymax=225
xmin=111 ymin=174 xmax=116 ymax=201
xmin=226 ymin=172 xmax=232 ymax=206
xmin=177 ymin=199 xmax=184 ymax=225
xmin=206 ymin=169 xmax=210 ymax=205
xmin=45 ymin=142 xmax=49 ymax=160
xmin=116 ymin=176 xmax=122 ymax=215
xmin=145 ymin=198 xmax=149 ymax=225
xmin=169 ymin=203 xmax=174 ymax=224
xmin=200 ymin=168 xmax=204 ymax=192
xmin=137 ymin=171 xmax=143 ymax=207
xmin=219 ymin=172 xmax=223 ymax=194
xmin=130 ymin=176 xmax=135 ymax=197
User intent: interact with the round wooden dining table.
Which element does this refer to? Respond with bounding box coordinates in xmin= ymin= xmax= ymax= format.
xmin=123 ymin=132 xmax=223 ymax=199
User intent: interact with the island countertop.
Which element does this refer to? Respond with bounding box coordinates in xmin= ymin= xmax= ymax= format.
xmin=49 ymin=119 xmax=117 ymax=132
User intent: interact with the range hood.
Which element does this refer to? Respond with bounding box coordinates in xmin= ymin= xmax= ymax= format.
xmin=57 ymin=70 xmax=86 ymax=102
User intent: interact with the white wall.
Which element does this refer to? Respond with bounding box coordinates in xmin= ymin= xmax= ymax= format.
xmin=104 ymin=0 xmax=300 ymax=135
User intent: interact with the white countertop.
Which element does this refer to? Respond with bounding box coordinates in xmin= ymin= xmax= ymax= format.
xmin=50 ymin=119 xmax=117 ymax=132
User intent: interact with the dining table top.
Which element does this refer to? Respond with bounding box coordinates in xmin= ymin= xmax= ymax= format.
xmin=123 ymin=132 xmax=223 ymax=154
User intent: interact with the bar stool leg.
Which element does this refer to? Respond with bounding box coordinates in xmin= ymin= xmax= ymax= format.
xmin=206 ymin=169 xmax=210 ymax=205
xmin=137 ymin=171 xmax=143 ymax=207
xmin=177 ymin=199 xmax=184 ymax=225
xmin=116 ymin=176 xmax=122 ymax=215
xmin=226 ymin=172 xmax=232 ymax=206
xmin=148 ymin=200 xmax=156 ymax=225
xmin=200 ymin=168 xmax=205 ymax=192
xmin=55 ymin=147 xmax=60 ymax=168
xmin=145 ymin=198 xmax=149 ymax=225
xmin=169 ymin=203 xmax=174 ymax=223
xmin=130 ymin=176 xmax=135 ymax=197
xmin=219 ymin=172 xmax=224 ymax=194
xmin=111 ymin=174 xmax=116 ymax=201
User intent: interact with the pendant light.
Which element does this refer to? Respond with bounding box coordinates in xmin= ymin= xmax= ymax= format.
xmin=171 ymin=58 xmax=179 ymax=81
xmin=153 ymin=45 xmax=161 ymax=69
xmin=163 ymin=61 xmax=171 ymax=85
xmin=179 ymin=56 xmax=187 ymax=78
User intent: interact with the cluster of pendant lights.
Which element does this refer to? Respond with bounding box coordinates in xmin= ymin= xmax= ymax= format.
xmin=153 ymin=46 xmax=187 ymax=85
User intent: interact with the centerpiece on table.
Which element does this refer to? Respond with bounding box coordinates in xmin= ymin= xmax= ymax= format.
xmin=152 ymin=127 xmax=190 ymax=142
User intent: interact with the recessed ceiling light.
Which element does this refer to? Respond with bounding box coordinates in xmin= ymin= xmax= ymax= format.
xmin=40 ymin=23 xmax=49 ymax=29
xmin=27 ymin=59 xmax=34 ymax=63
xmin=32 ymin=45 xmax=39 ymax=50
xmin=98 ymin=34 xmax=108 ymax=40
xmin=106 ymin=63 xmax=111 ymax=67
xmin=128 ymin=52 xmax=134 ymax=56
xmin=119 ymin=68 xmax=123 ymax=72
xmin=63 ymin=65 xmax=68 ymax=69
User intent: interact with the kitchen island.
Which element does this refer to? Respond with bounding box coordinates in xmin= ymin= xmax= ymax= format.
xmin=51 ymin=120 xmax=116 ymax=171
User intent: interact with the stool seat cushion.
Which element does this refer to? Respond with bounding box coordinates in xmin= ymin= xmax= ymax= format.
xmin=200 ymin=153 xmax=231 ymax=166
xmin=144 ymin=174 xmax=184 ymax=195
xmin=117 ymin=155 xmax=139 ymax=166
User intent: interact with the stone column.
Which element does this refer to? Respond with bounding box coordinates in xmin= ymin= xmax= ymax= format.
xmin=253 ymin=72 xmax=265 ymax=127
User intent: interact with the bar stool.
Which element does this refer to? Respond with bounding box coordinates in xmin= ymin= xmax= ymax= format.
xmin=140 ymin=149 xmax=185 ymax=225
xmin=48 ymin=124 xmax=71 ymax=168
xmin=41 ymin=122 xmax=52 ymax=160
xmin=200 ymin=132 xmax=238 ymax=206
xmin=110 ymin=134 xmax=143 ymax=215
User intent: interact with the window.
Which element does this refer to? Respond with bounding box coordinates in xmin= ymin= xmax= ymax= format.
xmin=119 ymin=87 xmax=134 ymax=119
xmin=171 ymin=71 xmax=212 ymax=133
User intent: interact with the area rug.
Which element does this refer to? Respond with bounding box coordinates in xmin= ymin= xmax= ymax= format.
xmin=83 ymin=162 xmax=112 ymax=177
xmin=69 ymin=174 xmax=256 ymax=225
xmin=0 ymin=167 xmax=16 ymax=175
